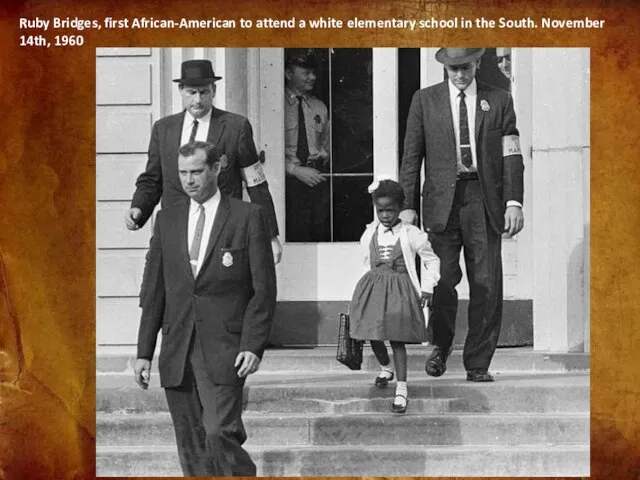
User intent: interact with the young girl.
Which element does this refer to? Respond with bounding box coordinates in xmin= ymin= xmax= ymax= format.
xmin=349 ymin=179 xmax=440 ymax=413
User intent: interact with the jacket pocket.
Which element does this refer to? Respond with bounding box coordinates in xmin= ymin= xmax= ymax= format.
xmin=226 ymin=321 xmax=243 ymax=333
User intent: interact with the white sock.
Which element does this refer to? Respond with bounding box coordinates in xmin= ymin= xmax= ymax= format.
xmin=395 ymin=381 xmax=408 ymax=405
xmin=379 ymin=364 xmax=394 ymax=378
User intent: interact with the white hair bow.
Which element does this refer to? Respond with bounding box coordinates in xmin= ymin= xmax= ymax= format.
xmin=367 ymin=174 xmax=395 ymax=194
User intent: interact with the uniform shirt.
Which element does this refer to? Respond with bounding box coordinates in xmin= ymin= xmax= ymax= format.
xmin=180 ymin=108 xmax=212 ymax=146
xmin=448 ymin=79 xmax=478 ymax=173
xmin=188 ymin=190 xmax=220 ymax=276
xmin=284 ymin=87 xmax=330 ymax=174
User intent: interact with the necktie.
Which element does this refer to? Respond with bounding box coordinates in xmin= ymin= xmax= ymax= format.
xmin=458 ymin=91 xmax=472 ymax=168
xmin=296 ymin=96 xmax=309 ymax=165
xmin=189 ymin=119 xmax=199 ymax=143
xmin=189 ymin=205 xmax=205 ymax=277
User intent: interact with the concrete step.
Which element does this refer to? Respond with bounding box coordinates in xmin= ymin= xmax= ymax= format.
xmin=97 ymin=345 xmax=590 ymax=374
xmin=97 ymin=411 xmax=589 ymax=447
xmin=96 ymin=444 xmax=590 ymax=477
xmin=97 ymin=372 xmax=590 ymax=414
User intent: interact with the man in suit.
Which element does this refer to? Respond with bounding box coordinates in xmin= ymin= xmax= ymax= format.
xmin=496 ymin=47 xmax=513 ymax=80
xmin=134 ymin=141 xmax=277 ymax=476
xmin=124 ymin=59 xmax=283 ymax=264
xmin=399 ymin=48 xmax=524 ymax=383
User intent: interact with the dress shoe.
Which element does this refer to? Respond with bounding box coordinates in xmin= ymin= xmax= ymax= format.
xmin=425 ymin=346 xmax=453 ymax=377
xmin=391 ymin=394 xmax=408 ymax=414
xmin=375 ymin=372 xmax=394 ymax=387
xmin=466 ymin=370 xmax=494 ymax=382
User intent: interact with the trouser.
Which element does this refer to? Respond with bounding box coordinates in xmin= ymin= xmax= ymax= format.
xmin=427 ymin=179 xmax=503 ymax=372
xmin=164 ymin=330 xmax=256 ymax=477
xmin=285 ymin=175 xmax=330 ymax=242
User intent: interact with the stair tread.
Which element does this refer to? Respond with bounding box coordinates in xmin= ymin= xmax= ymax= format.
xmin=97 ymin=443 xmax=590 ymax=453
xmin=97 ymin=371 xmax=590 ymax=387
xmin=96 ymin=411 xmax=590 ymax=419
xmin=97 ymin=345 xmax=589 ymax=355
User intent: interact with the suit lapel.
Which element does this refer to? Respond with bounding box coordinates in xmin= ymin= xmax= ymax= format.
xmin=435 ymin=83 xmax=456 ymax=151
xmin=207 ymin=108 xmax=227 ymax=148
xmin=172 ymin=202 xmax=192 ymax=279
xmin=167 ymin=113 xmax=185 ymax=173
xmin=200 ymin=194 xmax=230 ymax=273
xmin=475 ymin=83 xmax=487 ymax=141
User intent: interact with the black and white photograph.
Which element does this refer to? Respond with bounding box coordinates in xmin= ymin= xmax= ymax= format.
xmin=95 ymin=47 xmax=590 ymax=477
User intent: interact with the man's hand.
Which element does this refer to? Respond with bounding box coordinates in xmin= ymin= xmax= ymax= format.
xmin=235 ymin=351 xmax=261 ymax=378
xmin=420 ymin=291 xmax=433 ymax=309
xmin=271 ymin=236 xmax=283 ymax=265
xmin=134 ymin=358 xmax=151 ymax=390
xmin=125 ymin=208 xmax=143 ymax=231
xmin=399 ymin=209 xmax=418 ymax=226
xmin=293 ymin=166 xmax=326 ymax=187
xmin=504 ymin=206 xmax=524 ymax=237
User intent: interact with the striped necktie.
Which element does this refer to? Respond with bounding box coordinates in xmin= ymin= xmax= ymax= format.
xmin=189 ymin=205 xmax=205 ymax=277
xmin=458 ymin=91 xmax=472 ymax=168
xmin=188 ymin=119 xmax=199 ymax=143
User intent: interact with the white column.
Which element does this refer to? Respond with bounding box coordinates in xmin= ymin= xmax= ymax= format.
xmin=531 ymin=48 xmax=590 ymax=352
xmin=257 ymin=48 xmax=285 ymax=293
xmin=211 ymin=48 xmax=226 ymax=110
xmin=223 ymin=48 xmax=248 ymax=117
xmin=421 ymin=47 xmax=443 ymax=87
xmin=170 ymin=48 xmax=184 ymax=114
xmin=372 ymin=48 xmax=398 ymax=179
xmin=247 ymin=48 xmax=261 ymax=140
xmin=512 ymin=48 xmax=534 ymax=299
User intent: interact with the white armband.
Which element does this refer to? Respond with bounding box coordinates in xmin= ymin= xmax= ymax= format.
xmin=240 ymin=161 xmax=267 ymax=187
xmin=502 ymin=135 xmax=522 ymax=156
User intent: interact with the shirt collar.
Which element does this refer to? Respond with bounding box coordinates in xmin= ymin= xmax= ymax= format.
xmin=448 ymin=78 xmax=478 ymax=101
xmin=378 ymin=220 xmax=402 ymax=234
xmin=190 ymin=189 xmax=220 ymax=216
xmin=185 ymin=107 xmax=212 ymax=126
xmin=285 ymin=87 xmax=309 ymax=105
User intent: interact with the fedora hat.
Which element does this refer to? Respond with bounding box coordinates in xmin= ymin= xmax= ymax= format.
xmin=173 ymin=59 xmax=222 ymax=85
xmin=435 ymin=48 xmax=485 ymax=66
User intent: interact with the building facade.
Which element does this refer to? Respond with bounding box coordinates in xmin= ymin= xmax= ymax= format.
xmin=96 ymin=47 xmax=589 ymax=352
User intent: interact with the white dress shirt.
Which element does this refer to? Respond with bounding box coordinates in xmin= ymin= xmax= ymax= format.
xmin=188 ymin=190 xmax=220 ymax=276
xmin=376 ymin=222 xmax=401 ymax=260
xmin=181 ymin=108 xmax=212 ymax=146
xmin=448 ymin=78 xmax=478 ymax=173
xmin=448 ymin=79 xmax=522 ymax=209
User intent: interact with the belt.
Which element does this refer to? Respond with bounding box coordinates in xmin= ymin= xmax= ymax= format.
xmin=456 ymin=172 xmax=479 ymax=181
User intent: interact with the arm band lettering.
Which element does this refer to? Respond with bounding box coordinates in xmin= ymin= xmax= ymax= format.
xmin=502 ymin=135 xmax=522 ymax=156
xmin=241 ymin=162 xmax=267 ymax=187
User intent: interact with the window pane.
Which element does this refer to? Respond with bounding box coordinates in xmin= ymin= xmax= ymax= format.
xmin=478 ymin=48 xmax=512 ymax=91
xmin=284 ymin=48 xmax=374 ymax=243
xmin=332 ymin=175 xmax=374 ymax=242
xmin=330 ymin=49 xmax=373 ymax=175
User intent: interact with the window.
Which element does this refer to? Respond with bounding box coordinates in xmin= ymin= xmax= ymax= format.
xmin=284 ymin=48 xmax=373 ymax=243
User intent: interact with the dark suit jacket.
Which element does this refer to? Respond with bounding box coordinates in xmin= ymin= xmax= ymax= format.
xmin=131 ymin=108 xmax=279 ymax=237
xmin=399 ymin=81 xmax=524 ymax=234
xmin=136 ymin=195 xmax=277 ymax=388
